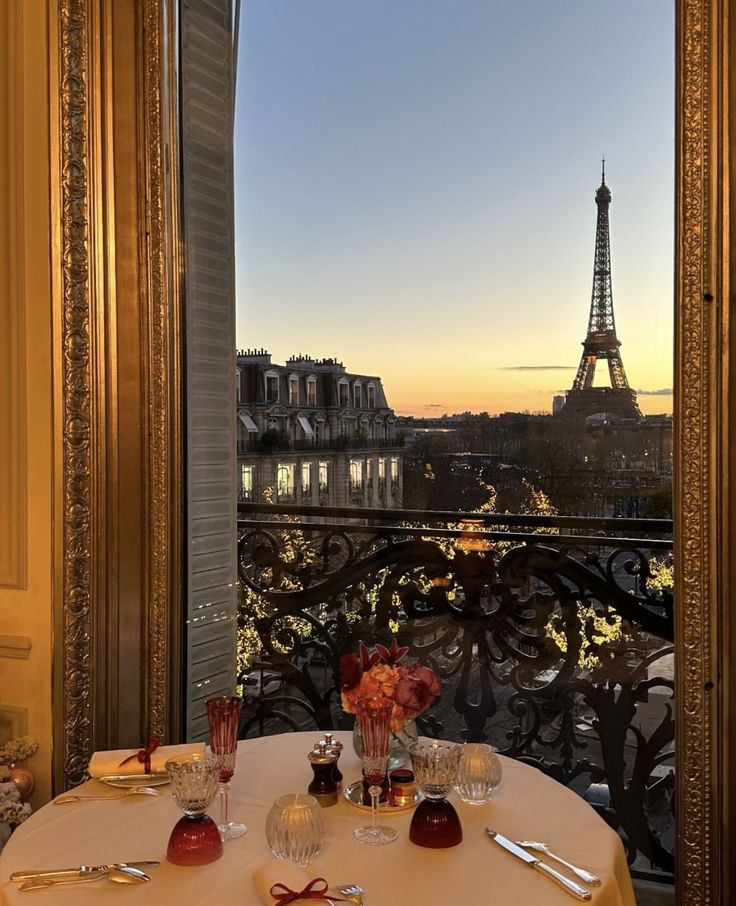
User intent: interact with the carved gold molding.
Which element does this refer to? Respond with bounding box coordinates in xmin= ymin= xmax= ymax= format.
xmin=675 ymin=0 xmax=730 ymax=904
xmin=52 ymin=0 xmax=180 ymax=789
xmin=53 ymin=0 xmax=93 ymax=790
xmin=142 ymin=0 xmax=183 ymax=742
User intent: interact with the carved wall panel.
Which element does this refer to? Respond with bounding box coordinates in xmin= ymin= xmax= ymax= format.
xmin=0 ymin=0 xmax=27 ymax=590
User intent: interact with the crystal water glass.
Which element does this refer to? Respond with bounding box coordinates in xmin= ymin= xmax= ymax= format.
xmin=266 ymin=793 xmax=324 ymax=866
xmin=408 ymin=740 xmax=464 ymax=847
xmin=165 ymin=754 xmax=223 ymax=865
xmin=454 ymin=743 xmax=502 ymax=804
xmin=206 ymin=695 xmax=246 ymax=840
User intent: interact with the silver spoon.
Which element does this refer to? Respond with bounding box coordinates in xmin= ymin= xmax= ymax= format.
xmin=54 ymin=786 xmax=160 ymax=804
xmin=515 ymin=841 xmax=601 ymax=887
xmin=20 ymin=866 xmax=150 ymax=891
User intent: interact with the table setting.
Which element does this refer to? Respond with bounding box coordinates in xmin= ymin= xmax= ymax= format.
xmin=0 ymin=642 xmax=636 ymax=905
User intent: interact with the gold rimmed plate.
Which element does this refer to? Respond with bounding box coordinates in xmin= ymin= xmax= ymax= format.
xmin=98 ymin=774 xmax=170 ymax=788
xmin=343 ymin=780 xmax=422 ymax=813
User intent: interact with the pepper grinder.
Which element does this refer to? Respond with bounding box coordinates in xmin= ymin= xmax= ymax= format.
xmin=323 ymin=732 xmax=343 ymax=787
xmin=308 ymin=742 xmax=338 ymax=807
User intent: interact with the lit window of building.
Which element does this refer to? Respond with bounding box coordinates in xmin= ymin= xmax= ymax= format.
xmin=378 ymin=457 xmax=386 ymax=485
xmin=366 ymin=458 xmax=374 ymax=487
xmin=319 ymin=461 xmax=329 ymax=492
xmin=350 ymin=459 xmax=363 ymax=490
xmin=277 ymin=463 xmax=295 ymax=500
xmin=301 ymin=462 xmax=311 ymax=496
xmin=240 ymin=464 xmax=253 ymax=500
xmin=390 ymin=457 xmax=399 ymax=482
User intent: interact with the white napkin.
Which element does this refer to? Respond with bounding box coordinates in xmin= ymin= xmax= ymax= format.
xmin=87 ymin=743 xmax=205 ymax=777
xmin=253 ymin=859 xmax=324 ymax=905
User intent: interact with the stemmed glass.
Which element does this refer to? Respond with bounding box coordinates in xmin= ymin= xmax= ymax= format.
xmin=353 ymin=696 xmax=398 ymax=845
xmin=205 ymin=695 xmax=246 ymax=840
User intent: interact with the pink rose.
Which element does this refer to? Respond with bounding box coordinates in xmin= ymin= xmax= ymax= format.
xmin=395 ymin=673 xmax=440 ymax=718
xmin=411 ymin=664 xmax=441 ymax=698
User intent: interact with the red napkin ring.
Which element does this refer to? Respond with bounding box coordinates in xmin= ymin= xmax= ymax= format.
xmin=118 ymin=738 xmax=160 ymax=774
xmin=269 ymin=878 xmax=344 ymax=905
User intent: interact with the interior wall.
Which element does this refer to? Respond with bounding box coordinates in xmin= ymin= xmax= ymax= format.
xmin=0 ymin=0 xmax=53 ymax=808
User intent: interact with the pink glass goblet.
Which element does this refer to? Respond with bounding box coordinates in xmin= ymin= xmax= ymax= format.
xmin=353 ymin=696 xmax=398 ymax=845
xmin=205 ymin=695 xmax=246 ymax=840
xmin=165 ymin=755 xmax=223 ymax=866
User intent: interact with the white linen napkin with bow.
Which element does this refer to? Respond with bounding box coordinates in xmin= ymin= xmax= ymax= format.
xmin=87 ymin=743 xmax=205 ymax=777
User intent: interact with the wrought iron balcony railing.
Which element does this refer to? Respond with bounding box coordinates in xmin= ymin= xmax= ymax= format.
xmin=237 ymin=502 xmax=674 ymax=881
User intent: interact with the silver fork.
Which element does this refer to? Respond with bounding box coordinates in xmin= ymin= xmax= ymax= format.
xmin=337 ymin=884 xmax=365 ymax=905
xmin=516 ymin=841 xmax=601 ymax=887
xmin=54 ymin=786 xmax=160 ymax=804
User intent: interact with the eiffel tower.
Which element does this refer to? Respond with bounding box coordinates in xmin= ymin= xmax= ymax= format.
xmin=558 ymin=163 xmax=641 ymax=421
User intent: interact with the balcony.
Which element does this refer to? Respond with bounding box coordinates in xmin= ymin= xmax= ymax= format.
xmin=237 ymin=435 xmax=405 ymax=455
xmin=237 ymin=502 xmax=674 ymax=885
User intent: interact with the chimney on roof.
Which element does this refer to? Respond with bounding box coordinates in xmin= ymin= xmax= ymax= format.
xmin=236 ymin=348 xmax=271 ymax=365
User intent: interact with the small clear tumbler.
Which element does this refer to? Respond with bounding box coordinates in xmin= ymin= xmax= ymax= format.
xmin=266 ymin=793 xmax=324 ymax=867
xmin=454 ymin=743 xmax=502 ymax=805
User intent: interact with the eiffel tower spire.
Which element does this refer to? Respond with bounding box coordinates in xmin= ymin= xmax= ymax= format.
xmin=558 ymin=166 xmax=641 ymax=421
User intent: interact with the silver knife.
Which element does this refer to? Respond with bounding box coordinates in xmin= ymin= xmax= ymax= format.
xmin=485 ymin=828 xmax=592 ymax=901
xmin=11 ymin=862 xmax=159 ymax=882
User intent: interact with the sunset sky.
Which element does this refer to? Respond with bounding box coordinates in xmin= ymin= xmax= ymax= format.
xmin=234 ymin=1 xmax=674 ymax=417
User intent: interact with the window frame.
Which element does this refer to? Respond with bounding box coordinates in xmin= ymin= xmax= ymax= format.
xmin=48 ymin=5 xmax=736 ymax=897
xmin=289 ymin=373 xmax=300 ymax=406
xmin=265 ymin=370 xmax=280 ymax=403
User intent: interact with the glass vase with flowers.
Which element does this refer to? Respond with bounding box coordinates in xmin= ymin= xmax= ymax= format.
xmin=341 ymin=640 xmax=441 ymax=770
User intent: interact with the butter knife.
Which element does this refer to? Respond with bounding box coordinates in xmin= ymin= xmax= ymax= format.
xmin=485 ymin=828 xmax=592 ymax=901
xmin=11 ymin=862 xmax=159 ymax=882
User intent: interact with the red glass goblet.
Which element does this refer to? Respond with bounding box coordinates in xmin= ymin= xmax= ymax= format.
xmin=353 ymin=696 xmax=398 ymax=845
xmin=205 ymin=695 xmax=245 ymax=840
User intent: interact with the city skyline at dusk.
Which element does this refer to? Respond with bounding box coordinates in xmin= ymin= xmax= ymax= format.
xmin=234 ymin=1 xmax=674 ymax=417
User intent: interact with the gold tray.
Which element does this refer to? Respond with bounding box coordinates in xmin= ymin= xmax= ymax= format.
xmin=343 ymin=780 xmax=422 ymax=813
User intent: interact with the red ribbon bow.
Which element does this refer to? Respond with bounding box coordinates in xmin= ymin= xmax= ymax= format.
xmin=118 ymin=738 xmax=160 ymax=774
xmin=269 ymin=878 xmax=343 ymax=905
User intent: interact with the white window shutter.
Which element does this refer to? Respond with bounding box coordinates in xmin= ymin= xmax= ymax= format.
xmin=180 ymin=0 xmax=238 ymax=741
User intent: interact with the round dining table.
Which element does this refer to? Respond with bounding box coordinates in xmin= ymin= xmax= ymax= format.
xmin=0 ymin=732 xmax=635 ymax=905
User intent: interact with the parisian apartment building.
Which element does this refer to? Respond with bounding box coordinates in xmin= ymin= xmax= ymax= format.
xmin=236 ymin=350 xmax=403 ymax=508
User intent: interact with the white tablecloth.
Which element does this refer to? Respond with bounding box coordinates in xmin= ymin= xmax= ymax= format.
xmin=0 ymin=732 xmax=635 ymax=905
